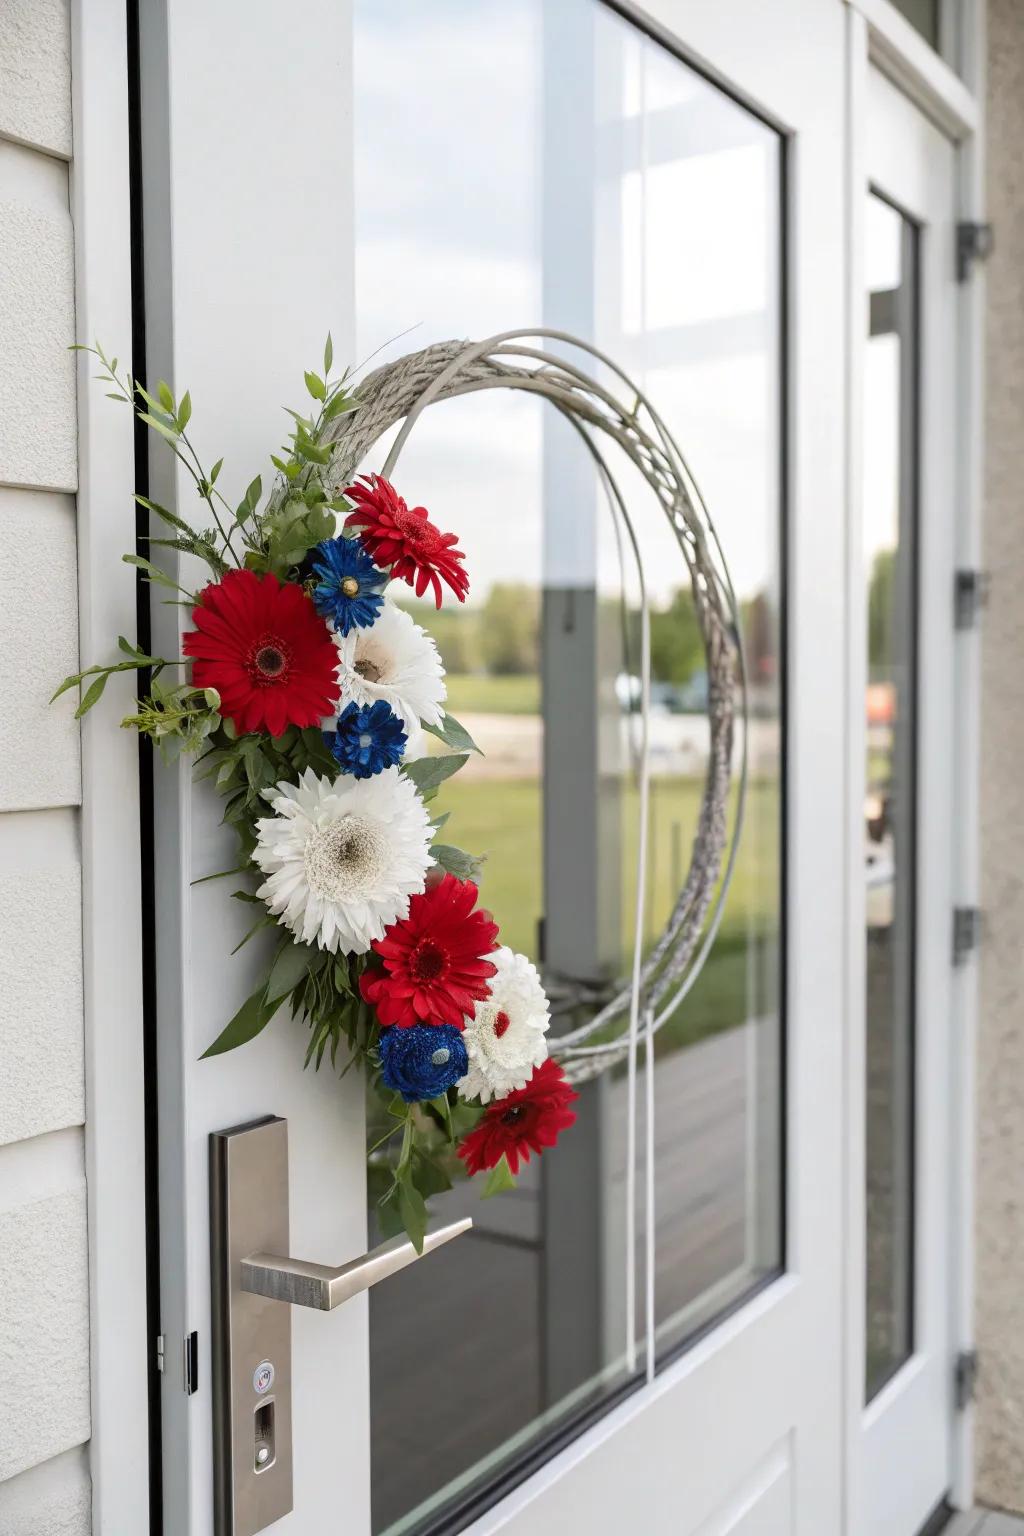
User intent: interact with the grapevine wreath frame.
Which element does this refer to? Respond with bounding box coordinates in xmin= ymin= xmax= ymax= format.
xmin=319 ymin=330 xmax=748 ymax=1083
xmin=59 ymin=327 xmax=747 ymax=1247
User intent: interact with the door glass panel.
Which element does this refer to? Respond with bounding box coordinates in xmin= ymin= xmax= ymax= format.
xmin=887 ymin=0 xmax=964 ymax=75
xmin=599 ymin=21 xmax=784 ymax=1359
xmin=890 ymin=0 xmax=940 ymax=49
xmin=864 ymin=191 xmax=918 ymax=1403
xmin=353 ymin=4 xmax=784 ymax=1529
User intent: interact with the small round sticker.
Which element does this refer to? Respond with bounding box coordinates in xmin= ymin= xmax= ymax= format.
xmin=253 ymin=1360 xmax=275 ymax=1395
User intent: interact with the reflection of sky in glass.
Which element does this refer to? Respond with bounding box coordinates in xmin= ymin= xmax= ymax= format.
xmin=865 ymin=194 xmax=902 ymax=291
xmin=864 ymin=197 xmax=903 ymax=565
xmin=354 ymin=0 xmax=778 ymax=611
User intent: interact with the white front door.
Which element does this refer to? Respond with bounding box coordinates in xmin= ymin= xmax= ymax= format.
xmin=141 ymin=3 xmax=847 ymax=1533
xmin=852 ymin=61 xmax=960 ymax=1536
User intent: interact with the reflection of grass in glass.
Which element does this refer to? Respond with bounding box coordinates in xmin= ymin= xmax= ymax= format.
xmin=434 ymin=777 xmax=543 ymax=958
xmin=444 ymin=673 xmax=540 ymax=717
xmin=432 ymin=772 xmax=780 ymax=1052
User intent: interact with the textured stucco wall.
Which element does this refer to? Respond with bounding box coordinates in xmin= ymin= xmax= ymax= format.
xmin=0 ymin=0 xmax=71 ymax=157
xmin=976 ymin=0 xmax=1024 ymax=1514
xmin=0 ymin=0 xmax=90 ymax=1529
xmin=0 ymin=1450 xmax=92 ymax=1536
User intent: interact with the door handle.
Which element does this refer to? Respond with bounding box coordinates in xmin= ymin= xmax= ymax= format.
xmin=240 ymin=1217 xmax=472 ymax=1310
xmin=211 ymin=1115 xmax=472 ymax=1535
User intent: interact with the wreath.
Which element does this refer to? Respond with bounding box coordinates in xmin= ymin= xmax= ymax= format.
xmin=57 ymin=331 xmax=742 ymax=1250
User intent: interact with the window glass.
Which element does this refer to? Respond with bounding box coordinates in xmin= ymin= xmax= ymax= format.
xmin=890 ymin=0 xmax=940 ymax=49
xmin=600 ymin=44 xmax=784 ymax=1355
xmin=354 ymin=4 xmax=785 ymax=1528
xmin=863 ymin=191 xmax=918 ymax=1402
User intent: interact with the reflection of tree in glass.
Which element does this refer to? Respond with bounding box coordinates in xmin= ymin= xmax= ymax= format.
xmin=404 ymin=583 xmax=540 ymax=678
xmin=479 ymin=584 xmax=539 ymax=675
xmin=650 ymin=589 xmax=704 ymax=684
xmin=649 ymin=587 xmax=776 ymax=689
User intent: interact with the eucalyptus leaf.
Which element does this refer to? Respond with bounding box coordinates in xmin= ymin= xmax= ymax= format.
xmin=75 ymin=672 xmax=109 ymax=717
xmin=413 ymin=1150 xmax=453 ymax=1198
xmin=134 ymin=495 xmax=193 ymax=535
xmin=430 ymin=844 xmax=485 ymax=882
xmin=266 ymin=939 xmax=316 ymax=1004
xmin=230 ymin=912 xmax=276 ymax=955
xmin=122 ymin=553 xmax=192 ymax=596
xmin=138 ymin=412 xmax=180 ymax=445
xmin=481 ymin=1154 xmax=518 ymax=1199
xmin=50 ymin=664 xmax=107 ymax=702
xmin=420 ymin=712 xmax=483 ymax=756
xmin=402 ymin=753 xmax=469 ymax=795
xmin=323 ymin=391 xmax=359 ymax=422
xmin=396 ymin=1172 xmax=428 ymax=1254
xmin=375 ymin=1193 xmax=406 ymax=1241
xmin=201 ymin=984 xmax=280 ymax=1058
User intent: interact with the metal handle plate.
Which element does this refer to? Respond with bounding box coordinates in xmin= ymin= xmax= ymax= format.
xmin=210 ymin=1115 xmax=471 ymax=1534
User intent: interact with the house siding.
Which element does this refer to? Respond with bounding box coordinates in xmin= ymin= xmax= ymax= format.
xmin=0 ymin=0 xmax=92 ymax=1531
xmin=977 ymin=0 xmax=1024 ymax=1515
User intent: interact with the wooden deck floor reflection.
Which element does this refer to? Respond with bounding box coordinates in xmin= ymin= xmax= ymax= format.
xmin=369 ymin=1023 xmax=768 ymax=1533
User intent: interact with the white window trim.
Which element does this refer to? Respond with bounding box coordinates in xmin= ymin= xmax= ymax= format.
xmin=70 ymin=2 xmax=151 ymax=1529
xmin=948 ymin=0 xmax=986 ymax=1513
xmin=847 ymin=0 xmax=979 ymax=137
xmin=842 ymin=0 xmax=986 ymax=1519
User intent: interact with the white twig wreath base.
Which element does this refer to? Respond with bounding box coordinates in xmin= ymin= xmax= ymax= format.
xmin=319 ymin=331 xmax=747 ymax=1084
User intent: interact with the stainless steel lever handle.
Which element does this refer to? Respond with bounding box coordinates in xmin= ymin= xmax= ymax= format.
xmin=240 ymin=1216 xmax=472 ymax=1311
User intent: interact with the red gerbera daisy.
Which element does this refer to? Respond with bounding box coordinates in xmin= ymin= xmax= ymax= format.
xmin=457 ymin=1059 xmax=579 ymax=1176
xmin=343 ymin=474 xmax=469 ymax=608
xmin=359 ymin=872 xmax=497 ymax=1028
xmin=182 ymin=567 xmax=339 ymax=737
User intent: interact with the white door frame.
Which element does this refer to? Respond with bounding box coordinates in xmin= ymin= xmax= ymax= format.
xmin=70 ymin=1 xmax=151 ymax=1531
xmin=841 ymin=0 xmax=985 ymax=1528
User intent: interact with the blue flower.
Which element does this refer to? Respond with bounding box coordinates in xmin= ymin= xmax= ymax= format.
xmin=378 ymin=1023 xmax=468 ymax=1103
xmin=310 ymin=535 xmax=387 ymax=636
xmin=327 ymin=699 xmax=407 ymax=779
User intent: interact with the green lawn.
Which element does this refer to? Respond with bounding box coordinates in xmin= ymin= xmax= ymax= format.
xmin=432 ymin=772 xmax=781 ymax=1055
xmin=443 ymin=673 xmax=540 ymax=717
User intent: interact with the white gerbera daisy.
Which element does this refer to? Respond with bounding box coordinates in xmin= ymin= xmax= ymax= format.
xmin=457 ymin=946 xmax=551 ymax=1103
xmin=334 ymin=600 xmax=446 ymax=732
xmin=253 ymin=766 xmax=432 ymax=954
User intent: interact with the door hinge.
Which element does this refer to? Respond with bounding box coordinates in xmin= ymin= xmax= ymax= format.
xmin=955 ymin=569 xmax=990 ymax=630
xmin=184 ymin=1330 xmax=199 ymax=1396
xmin=155 ymin=1334 xmax=165 ymax=1374
xmin=953 ymin=906 xmax=982 ymax=966
xmin=957 ymin=220 xmax=994 ymax=282
xmin=955 ymin=1348 xmax=979 ymax=1410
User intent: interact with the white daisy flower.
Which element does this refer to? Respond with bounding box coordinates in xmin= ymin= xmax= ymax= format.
xmin=457 ymin=947 xmax=551 ymax=1103
xmin=253 ymin=766 xmax=432 ymax=954
xmin=334 ymin=600 xmax=446 ymax=733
